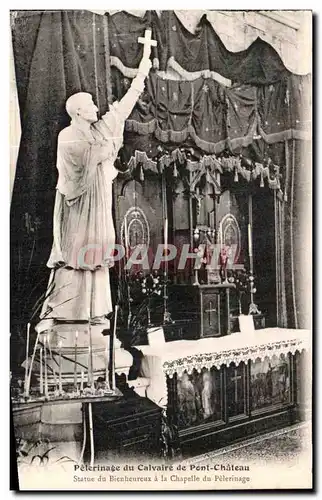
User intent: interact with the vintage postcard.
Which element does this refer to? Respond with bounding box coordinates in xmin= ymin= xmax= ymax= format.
xmin=10 ymin=9 xmax=312 ymax=491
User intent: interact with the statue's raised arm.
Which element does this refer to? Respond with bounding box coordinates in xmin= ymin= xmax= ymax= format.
xmin=101 ymin=29 xmax=156 ymax=125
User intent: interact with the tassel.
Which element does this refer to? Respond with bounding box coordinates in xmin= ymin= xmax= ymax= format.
xmin=260 ymin=171 xmax=264 ymax=188
xmin=173 ymin=163 xmax=178 ymax=178
xmin=139 ymin=165 xmax=144 ymax=182
xmin=234 ymin=167 xmax=238 ymax=182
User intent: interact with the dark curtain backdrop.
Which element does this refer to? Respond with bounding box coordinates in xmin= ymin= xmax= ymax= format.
xmin=10 ymin=10 xmax=111 ymax=340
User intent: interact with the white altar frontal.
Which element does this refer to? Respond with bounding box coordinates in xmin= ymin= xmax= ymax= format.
xmin=135 ymin=327 xmax=311 ymax=457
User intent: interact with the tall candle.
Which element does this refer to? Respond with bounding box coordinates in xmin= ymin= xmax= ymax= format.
xmin=248 ymin=223 xmax=253 ymax=274
xmin=39 ymin=347 xmax=43 ymax=394
xmin=44 ymin=335 xmax=48 ymax=397
xmin=74 ymin=331 xmax=78 ymax=391
xmin=248 ymin=224 xmax=253 ymax=256
xmin=24 ymin=323 xmax=30 ymax=396
xmin=111 ymin=305 xmax=118 ymax=390
xmin=89 ymin=324 xmax=94 ymax=389
xmin=105 ymin=338 xmax=110 ymax=389
xmin=58 ymin=340 xmax=62 ymax=394
xmin=164 ymin=218 xmax=168 ymax=250
xmin=87 ymin=343 xmax=92 ymax=387
xmin=164 ymin=217 xmax=168 ymax=278
xmin=124 ymin=219 xmax=129 ymax=260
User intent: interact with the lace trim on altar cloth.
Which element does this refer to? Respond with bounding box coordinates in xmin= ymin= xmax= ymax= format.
xmin=163 ymin=337 xmax=309 ymax=378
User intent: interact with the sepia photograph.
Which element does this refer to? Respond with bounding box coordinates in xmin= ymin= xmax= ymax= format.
xmin=9 ymin=8 xmax=312 ymax=490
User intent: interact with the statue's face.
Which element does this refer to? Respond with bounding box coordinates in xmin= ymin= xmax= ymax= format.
xmin=78 ymin=97 xmax=99 ymax=123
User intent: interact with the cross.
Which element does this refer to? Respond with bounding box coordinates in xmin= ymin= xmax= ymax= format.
xmin=231 ymin=368 xmax=242 ymax=403
xmin=138 ymin=29 xmax=157 ymax=59
xmin=204 ymin=301 xmax=217 ymax=326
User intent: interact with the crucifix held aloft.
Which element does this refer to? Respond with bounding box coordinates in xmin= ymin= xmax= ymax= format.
xmin=138 ymin=29 xmax=157 ymax=59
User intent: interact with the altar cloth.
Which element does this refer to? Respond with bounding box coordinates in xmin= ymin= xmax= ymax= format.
xmin=137 ymin=328 xmax=311 ymax=407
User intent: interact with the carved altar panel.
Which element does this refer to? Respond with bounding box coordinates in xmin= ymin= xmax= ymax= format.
xmin=176 ymin=368 xmax=222 ymax=429
xmin=250 ymin=355 xmax=291 ymax=411
xmin=226 ymin=362 xmax=247 ymax=418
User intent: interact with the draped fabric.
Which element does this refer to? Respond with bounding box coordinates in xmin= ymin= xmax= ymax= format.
xmin=108 ymin=11 xmax=309 ymax=84
xmin=109 ymin=68 xmax=311 ymax=167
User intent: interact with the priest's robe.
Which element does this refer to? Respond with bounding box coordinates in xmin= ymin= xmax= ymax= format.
xmin=38 ymin=75 xmax=145 ymax=328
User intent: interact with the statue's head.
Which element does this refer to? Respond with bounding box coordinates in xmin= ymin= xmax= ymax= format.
xmin=65 ymin=92 xmax=98 ymax=123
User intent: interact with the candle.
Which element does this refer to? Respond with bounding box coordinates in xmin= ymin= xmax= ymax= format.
xmin=39 ymin=347 xmax=43 ymax=394
xmin=88 ymin=323 xmax=94 ymax=389
xmin=74 ymin=331 xmax=78 ymax=391
xmin=111 ymin=305 xmax=118 ymax=390
xmin=44 ymin=335 xmax=48 ymax=397
xmin=248 ymin=223 xmax=253 ymax=275
xmin=58 ymin=340 xmax=62 ymax=394
xmin=124 ymin=219 xmax=129 ymax=260
xmin=80 ymin=371 xmax=84 ymax=392
xmin=248 ymin=223 xmax=253 ymax=257
xmin=24 ymin=323 xmax=30 ymax=396
xmin=88 ymin=343 xmax=92 ymax=387
xmin=105 ymin=338 xmax=110 ymax=389
xmin=164 ymin=218 xmax=168 ymax=277
xmin=164 ymin=218 xmax=168 ymax=250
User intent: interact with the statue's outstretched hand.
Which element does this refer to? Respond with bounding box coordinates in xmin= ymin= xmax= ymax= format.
xmin=138 ymin=57 xmax=152 ymax=78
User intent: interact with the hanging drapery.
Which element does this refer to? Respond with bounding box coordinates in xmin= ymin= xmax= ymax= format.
xmin=108 ymin=11 xmax=310 ymax=85
xmin=109 ymin=68 xmax=310 ymax=189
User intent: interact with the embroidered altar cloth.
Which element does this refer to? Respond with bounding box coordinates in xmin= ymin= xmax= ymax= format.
xmin=137 ymin=328 xmax=310 ymax=407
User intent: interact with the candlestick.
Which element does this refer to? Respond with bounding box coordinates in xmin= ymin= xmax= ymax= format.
xmin=58 ymin=340 xmax=62 ymax=394
xmin=44 ymin=335 xmax=48 ymax=397
xmin=39 ymin=347 xmax=43 ymax=394
xmin=24 ymin=323 xmax=30 ymax=396
xmin=74 ymin=331 xmax=78 ymax=392
xmin=80 ymin=371 xmax=84 ymax=392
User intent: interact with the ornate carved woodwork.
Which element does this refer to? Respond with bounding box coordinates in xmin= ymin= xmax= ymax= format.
xmin=166 ymin=352 xmax=300 ymax=457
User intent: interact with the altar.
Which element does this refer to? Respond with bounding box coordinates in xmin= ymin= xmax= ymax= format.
xmin=135 ymin=328 xmax=310 ymax=457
